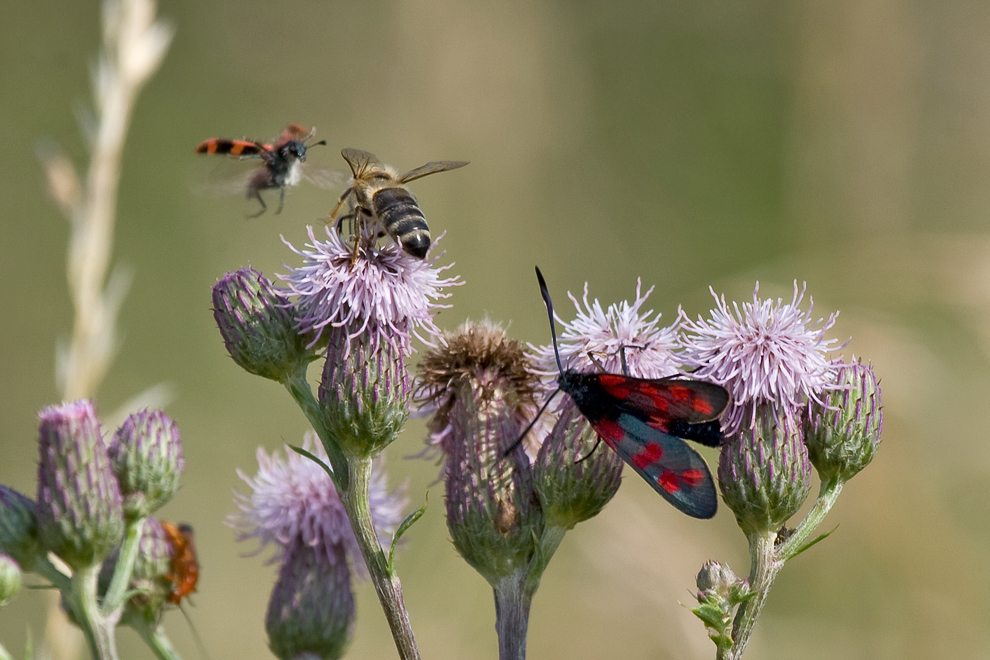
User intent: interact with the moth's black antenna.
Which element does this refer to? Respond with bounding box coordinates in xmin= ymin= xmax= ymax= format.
xmin=500 ymin=267 xmax=565 ymax=458
xmin=535 ymin=266 xmax=564 ymax=376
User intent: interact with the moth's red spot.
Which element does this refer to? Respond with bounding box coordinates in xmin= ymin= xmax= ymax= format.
xmin=594 ymin=419 xmax=624 ymax=446
xmin=598 ymin=374 xmax=625 ymax=386
xmin=657 ymin=471 xmax=680 ymax=494
xmin=631 ymin=442 xmax=664 ymax=469
xmin=668 ymin=386 xmax=692 ymax=402
xmin=693 ymin=399 xmax=715 ymax=415
xmin=680 ymin=469 xmax=705 ymax=487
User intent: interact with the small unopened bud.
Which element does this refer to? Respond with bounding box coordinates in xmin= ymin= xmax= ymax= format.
xmin=718 ymin=404 xmax=811 ymax=537
xmin=804 ymin=360 xmax=882 ymax=482
xmin=0 ymin=554 xmax=22 ymax=607
xmin=36 ymin=401 xmax=124 ymax=570
xmin=0 ymin=485 xmax=41 ymax=571
xmin=266 ymin=540 xmax=354 ymax=660
xmin=213 ymin=268 xmax=316 ymax=382
xmin=109 ymin=410 xmax=184 ymax=520
xmin=534 ymin=402 xmax=622 ymax=529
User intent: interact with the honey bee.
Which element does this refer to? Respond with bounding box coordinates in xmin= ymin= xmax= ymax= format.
xmin=195 ymin=123 xmax=331 ymax=217
xmin=330 ymin=148 xmax=468 ymax=259
xmin=161 ymin=521 xmax=198 ymax=605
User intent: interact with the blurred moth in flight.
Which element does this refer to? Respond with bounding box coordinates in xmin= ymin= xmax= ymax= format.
xmin=329 ymin=148 xmax=468 ymax=259
xmin=195 ymin=123 xmax=337 ymax=217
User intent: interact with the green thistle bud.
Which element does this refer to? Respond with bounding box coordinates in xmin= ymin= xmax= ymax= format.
xmin=213 ymin=268 xmax=317 ymax=382
xmin=533 ymin=402 xmax=622 ymax=529
xmin=266 ymin=541 xmax=354 ymax=660
xmin=0 ymin=554 xmax=22 ymax=607
xmin=803 ymin=360 xmax=883 ymax=482
xmin=108 ymin=410 xmax=184 ymax=520
xmin=0 ymin=485 xmax=41 ymax=571
xmin=99 ymin=518 xmax=173 ymax=623
xmin=693 ymin=560 xmax=746 ymax=650
xmin=319 ymin=329 xmax=410 ymax=459
xmin=718 ymin=404 xmax=811 ymax=537
xmin=36 ymin=400 xmax=125 ymax=570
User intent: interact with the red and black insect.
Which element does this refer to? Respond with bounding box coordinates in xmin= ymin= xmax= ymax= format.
xmin=195 ymin=123 xmax=328 ymax=217
xmin=161 ymin=521 xmax=199 ymax=605
xmin=528 ymin=267 xmax=729 ymax=518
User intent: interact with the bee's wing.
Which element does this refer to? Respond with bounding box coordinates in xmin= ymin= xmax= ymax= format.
xmin=341 ymin=148 xmax=381 ymax=177
xmin=280 ymin=123 xmax=313 ymax=142
xmin=301 ymin=166 xmax=347 ymax=190
xmin=398 ymin=160 xmax=469 ymax=183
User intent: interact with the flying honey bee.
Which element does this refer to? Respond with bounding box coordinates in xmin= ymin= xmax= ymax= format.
xmin=329 ymin=148 xmax=468 ymax=259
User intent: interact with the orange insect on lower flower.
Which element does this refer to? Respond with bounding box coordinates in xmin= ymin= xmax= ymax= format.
xmin=162 ymin=521 xmax=199 ymax=605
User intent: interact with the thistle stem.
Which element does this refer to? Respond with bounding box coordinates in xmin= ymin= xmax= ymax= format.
xmin=340 ymin=458 xmax=420 ymax=660
xmin=70 ymin=565 xmax=119 ymax=660
xmin=131 ymin=619 xmax=184 ymax=660
xmin=101 ymin=516 xmax=146 ymax=614
xmin=283 ymin=372 xmax=349 ymax=491
xmin=493 ymin=571 xmax=533 ymax=660
xmin=727 ymin=532 xmax=779 ymax=660
xmin=778 ymin=476 xmax=844 ymax=561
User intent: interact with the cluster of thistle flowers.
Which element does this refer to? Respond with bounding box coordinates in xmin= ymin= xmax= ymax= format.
xmin=415 ymin=280 xmax=882 ymax=658
xmin=0 ymin=400 xmax=187 ymax=660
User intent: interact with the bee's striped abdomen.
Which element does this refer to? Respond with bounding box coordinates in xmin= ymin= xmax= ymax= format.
xmin=373 ymin=187 xmax=431 ymax=259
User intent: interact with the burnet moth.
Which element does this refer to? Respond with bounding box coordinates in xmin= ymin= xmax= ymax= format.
xmin=522 ymin=267 xmax=729 ymax=518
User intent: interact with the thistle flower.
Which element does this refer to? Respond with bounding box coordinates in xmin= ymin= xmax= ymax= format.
xmin=229 ymin=433 xmax=407 ymax=575
xmin=36 ymin=400 xmax=124 ymax=570
xmin=530 ymin=279 xmax=682 ymax=381
xmin=803 ymin=359 xmax=883 ymax=482
xmin=266 ymin=538 xmax=355 ymax=660
xmin=415 ymin=321 xmax=544 ymax=584
xmin=108 ymin=409 xmax=184 ymax=520
xmin=680 ymin=281 xmax=842 ymax=436
xmin=213 ymin=268 xmax=316 ymax=382
xmin=279 ymin=225 xmax=458 ymax=355
xmin=718 ymin=404 xmax=812 ymax=537
xmin=0 ymin=485 xmax=41 ymax=571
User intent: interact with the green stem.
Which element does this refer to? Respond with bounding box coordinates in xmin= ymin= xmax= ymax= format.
xmin=0 ymin=639 xmax=14 ymax=660
xmin=728 ymin=532 xmax=779 ymax=660
xmin=101 ymin=516 xmax=146 ymax=614
xmin=341 ymin=458 xmax=420 ymax=660
xmin=283 ymin=371 xmax=349 ymax=492
xmin=778 ymin=476 xmax=845 ymax=561
xmin=493 ymin=571 xmax=534 ymax=660
xmin=524 ymin=524 xmax=566 ymax=594
xmin=70 ymin=565 xmax=118 ymax=660
xmin=130 ymin=619 xmax=184 ymax=660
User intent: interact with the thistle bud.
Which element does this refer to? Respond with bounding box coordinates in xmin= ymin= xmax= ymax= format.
xmin=99 ymin=518 xmax=173 ymax=623
xmin=533 ymin=402 xmax=623 ymax=529
xmin=36 ymin=401 xmax=124 ymax=570
xmin=266 ymin=540 xmax=355 ymax=660
xmin=213 ymin=268 xmax=316 ymax=382
xmin=0 ymin=485 xmax=41 ymax=571
xmin=803 ymin=360 xmax=882 ymax=482
xmin=718 ymin=405 xmax=811 ymax=538
xmin=0 ymin=554 xmax=22 ymax=607
xmin=319 ymin=328 xmax=409 ymax=459
xmin=109 ymin=410 xmax=184 ymax=520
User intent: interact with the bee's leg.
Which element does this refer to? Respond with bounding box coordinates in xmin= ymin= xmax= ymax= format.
xmin=327 ymin=188 xmax=353 ymax=227
xmin=247 ymin=189 xmax=267 ymax=218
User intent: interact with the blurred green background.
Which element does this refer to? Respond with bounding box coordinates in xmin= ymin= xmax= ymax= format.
xmin=3 ymin=0 xmax=990 ymax=658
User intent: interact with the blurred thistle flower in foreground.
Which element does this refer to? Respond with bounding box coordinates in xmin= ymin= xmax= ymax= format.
xmin=679 ymin=281 xmax=842 ymax=437
xmin=230 ymin=433 xmax=407 ymax=660
xmin=230 ymin=433 xmax=407 ymax=571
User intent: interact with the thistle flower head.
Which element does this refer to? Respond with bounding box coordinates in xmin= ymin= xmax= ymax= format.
xmin=680 ymin=282 xmax=842 ymax=436
xmin=279 ymin=225 xmax=459 ymax=356
xmin=108 ymin=409 xmax=184 ymax=519
xmin=229 ymin=433 xmax=407 ymax=576
xmin=803 ymin=358 xmax=883 ymax=482
xmin=213 ymin=268 xmax=315 ymax=382
xmin=0 ymin=554 xmax=21 ymax=607
xmin=36 ymin=400 xmax=124 ymax=570
xmin=266 ymin=538 xmax=355 ymax=660
xmin=531 ymin=279 xmax=682 ymax=381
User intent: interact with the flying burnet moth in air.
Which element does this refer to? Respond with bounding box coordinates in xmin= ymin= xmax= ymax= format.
xmin=518 ymin=267 xmax=729 ymax=518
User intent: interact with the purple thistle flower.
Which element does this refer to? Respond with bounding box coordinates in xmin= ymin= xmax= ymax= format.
xmin=679 ymin=282 xmax=842 ymax=437
xmin=530 ymin=279 xmax=682 ymax=382
xmin=229 ymin=433 xmax=407 ymax=576
xmin=279 ymin=225 xmax=459 ymax=355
